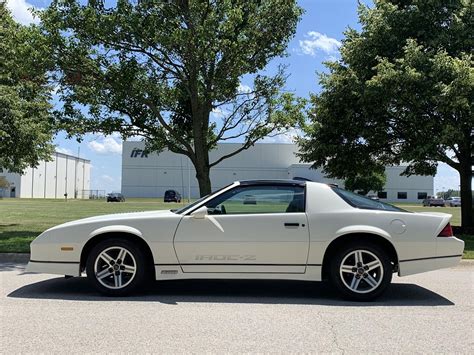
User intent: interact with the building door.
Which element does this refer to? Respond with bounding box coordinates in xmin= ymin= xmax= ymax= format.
xmin=10 ymin=187 xmax=16 ymax=198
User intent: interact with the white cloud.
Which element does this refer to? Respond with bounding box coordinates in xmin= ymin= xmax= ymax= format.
xmin=100 ymin=174 xmax=115 ymax=184
xmin=87 ymin=135 xmax=122 ymax=155
xmin=299 ymin=31 xmax=341 ymax=56
xmin=55 ymin=147 xmax=73 ymax=155
xmin=6 ymin=0 xmax=40 ymax=25
xmin=261 ymin=128 xmax=302 ymax=144
xmin=237 ymin=83 xmax=252 ymax=94
xmin=211 ymin=107 xmax=225 ymax=117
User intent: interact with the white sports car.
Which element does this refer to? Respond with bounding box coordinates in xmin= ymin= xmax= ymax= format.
xmin=27 ymin=180 xmax=464 ymax=301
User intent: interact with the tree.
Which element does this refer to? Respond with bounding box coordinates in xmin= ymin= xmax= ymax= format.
xmin=344 ymin=172 xmax=386 ymax=196
xmin=0 ymin=3 xmax=55 ymax=173
xmin=40 ymin=0 xmax=304 ymax=196
xmin=0 ymin=176 xmax=10 ymax=189
xmin=298 ymin=0 xmax=473 ymax=228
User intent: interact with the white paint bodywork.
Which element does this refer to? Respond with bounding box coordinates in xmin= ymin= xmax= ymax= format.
xmin=27 ymin=181 xmax=464 ymax=281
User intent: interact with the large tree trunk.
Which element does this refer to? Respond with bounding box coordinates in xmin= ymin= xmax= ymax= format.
xmin=195 ymin=164 xmax=212 ymax=197
xmin=459 ymin=164 xmax=473 ymax=230
xmin=191 ymin=103 xmax=213 ymax=197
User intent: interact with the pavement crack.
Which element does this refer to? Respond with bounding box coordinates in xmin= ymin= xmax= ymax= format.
xmin=316 ymin=310 xmax=345 ymax=354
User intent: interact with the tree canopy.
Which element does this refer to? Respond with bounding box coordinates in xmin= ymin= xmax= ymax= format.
xmin=298 ymin=0 xmax=473 ymax=228
xmin=41 ymin=0 xmax=305 ymax=196
xmin=344 ymin=172 xmax=387 ymax=196
xmin=0 ymin=3 xmax=55 ymax=173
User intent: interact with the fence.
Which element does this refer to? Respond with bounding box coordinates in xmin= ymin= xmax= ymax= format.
xmin=80 ymin=190 xmax=107 ymax=199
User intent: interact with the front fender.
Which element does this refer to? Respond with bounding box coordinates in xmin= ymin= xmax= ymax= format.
xmin=89 ymin=225 xmax=143 ymax=238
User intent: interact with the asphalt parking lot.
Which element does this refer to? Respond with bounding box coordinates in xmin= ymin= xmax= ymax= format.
xmin=1 ymin=261 xmax=473 ymax=354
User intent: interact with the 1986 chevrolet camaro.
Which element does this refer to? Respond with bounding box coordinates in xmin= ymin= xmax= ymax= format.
xmin=27 ymin=180 xmax=464 ymax=301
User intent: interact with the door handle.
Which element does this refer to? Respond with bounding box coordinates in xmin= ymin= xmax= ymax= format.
xmin=284 ymin=222 xmax=300 ymax=227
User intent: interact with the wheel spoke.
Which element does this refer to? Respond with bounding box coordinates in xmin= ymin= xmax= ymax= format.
xmin=117 ymin=248 xmax=127 ymax=262
xmin=350 ymin=275 xmax=361 ymax=290
xmin=355 ymin=251 xmax=364 ymax=265
xmin=96 ymin=268 xmax=112 ymax=279
xmin=122 ymin=264 xmax=136 ymax=273
xmin=341 ymin=265 xmax=354 ymax=273
xmin=114 ymin=273 xmax=122 ymax=288
xmin=366 ymin=260 xmax=381 ymax=271
xmin=100 ymin=252 xmax=114 ymax=265
xmin=365 ymin=274 xmax=378 ymax=288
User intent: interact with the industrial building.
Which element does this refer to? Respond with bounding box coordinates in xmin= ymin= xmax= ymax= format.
xmin=0 ymin=151 xmax=91 ymax=199
xmin=122 ymin=141 xmax=434 ymax=203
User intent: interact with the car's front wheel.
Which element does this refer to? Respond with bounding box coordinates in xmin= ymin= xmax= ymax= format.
xmin=86 ymin=239 xmax=147 ymax=296
xmin=329 ymin=243 xmax=392 ymax=301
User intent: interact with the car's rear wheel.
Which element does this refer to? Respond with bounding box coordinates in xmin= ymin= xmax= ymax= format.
xmin=86 ymin=239 xmax=147 ymax=296
xmin=329 ymin=242 xmax=392 ymax=301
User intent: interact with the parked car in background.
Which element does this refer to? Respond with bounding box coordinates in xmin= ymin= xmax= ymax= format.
xmin=164 ymin=189 xmax=181 ymax=203
xmin=445 ymin=197 xmax=461 ymax=207
xmin=107 ymin=193 xmax=125 ymax=202
xmin=366 ymin=194 xmax=380 ymax=201
xmin=422 ymin=196 xmax=445 ymax=207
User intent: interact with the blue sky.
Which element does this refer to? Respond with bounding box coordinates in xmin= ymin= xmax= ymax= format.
xmin=7 ymin=0 xmax=461 ymax=193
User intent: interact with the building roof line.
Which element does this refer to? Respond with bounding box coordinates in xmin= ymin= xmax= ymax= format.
xmin=55 ymin=151 xmax=91 ymax=162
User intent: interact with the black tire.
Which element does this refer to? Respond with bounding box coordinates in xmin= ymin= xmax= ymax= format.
xmin=86 ymin=239 xmax=148 ymax=296
xmin=329 ymin=242 xmax=392 ymax=301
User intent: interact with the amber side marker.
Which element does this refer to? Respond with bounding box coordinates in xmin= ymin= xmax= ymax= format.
xmin=60 ymin=247 xmax=74 ymax=251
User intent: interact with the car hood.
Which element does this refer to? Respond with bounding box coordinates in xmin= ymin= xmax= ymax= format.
xmin=46 ymin=210 xmax=177 ymax=232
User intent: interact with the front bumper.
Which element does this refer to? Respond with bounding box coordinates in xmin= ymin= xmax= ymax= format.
xmin=26 ymin=260 xmax=81 ymax=276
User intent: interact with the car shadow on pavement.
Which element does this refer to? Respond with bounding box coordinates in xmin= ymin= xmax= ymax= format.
xmin=8 ymin=277 xmax=454 ymax=306
xmin=0 ymin=263 xmax=26 ymax=272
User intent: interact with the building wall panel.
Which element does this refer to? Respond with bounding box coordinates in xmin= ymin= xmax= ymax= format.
xmin=122 ymin=141 xmax=435 ymax=202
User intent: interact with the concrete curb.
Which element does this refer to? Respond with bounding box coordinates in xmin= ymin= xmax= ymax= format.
xmin=0 ymin=252 xmax=473 ymax=265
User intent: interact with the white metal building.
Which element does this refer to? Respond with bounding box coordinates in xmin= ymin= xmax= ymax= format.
xmin=122 ymin=141 xmax=434 ymax=203
xmin=0 ymin=151 xmax=91 ymax=199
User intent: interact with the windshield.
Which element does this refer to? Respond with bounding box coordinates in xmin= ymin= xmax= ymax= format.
xmin=173 ymin=184 xmax=233 ymax=214
xmin=331 ymin=187 xmax=409 ymax=212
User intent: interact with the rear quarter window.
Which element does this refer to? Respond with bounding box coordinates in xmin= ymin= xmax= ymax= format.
xmin=332 ymin=187 xmax=409 ymax=212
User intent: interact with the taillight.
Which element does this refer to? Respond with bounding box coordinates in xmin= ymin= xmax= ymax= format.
xmin=438 ymin=223 xmax=453 ymax=237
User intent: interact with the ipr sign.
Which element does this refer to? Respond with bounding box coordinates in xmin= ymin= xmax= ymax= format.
xmin=130 ymin=148 xmax=148 ymax=158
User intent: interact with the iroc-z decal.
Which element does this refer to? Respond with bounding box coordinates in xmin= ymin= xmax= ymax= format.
xmin=195 ymin=255 xmax=257 ymax=261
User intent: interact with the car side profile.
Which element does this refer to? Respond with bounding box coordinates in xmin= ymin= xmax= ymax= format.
xmin=445 ymin=197 xmax=461 ymax=207
xmin=27 ymin=180 xmax=464 ymax=301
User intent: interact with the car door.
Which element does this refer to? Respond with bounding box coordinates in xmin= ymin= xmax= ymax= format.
xmin=173 ymin=183 xmax=310 ymax=273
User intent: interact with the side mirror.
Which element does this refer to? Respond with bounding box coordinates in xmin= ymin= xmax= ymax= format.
xmin=191 ymin=206 xmax=208 ymax=219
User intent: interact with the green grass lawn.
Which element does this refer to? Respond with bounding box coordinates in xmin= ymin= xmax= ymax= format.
xmin=0 ymin=198 xmax=182 ymax=253
xmin=396 ymin=204 xmax=462 ymax=226
xmin=0 ymin=198 xmax=471 ymax=258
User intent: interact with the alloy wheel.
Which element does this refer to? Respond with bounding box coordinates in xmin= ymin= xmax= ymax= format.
xmin=94 ymin=246 xmax=137 ymax=289
xmin=339 ymin=249 xmax=384 ymax=294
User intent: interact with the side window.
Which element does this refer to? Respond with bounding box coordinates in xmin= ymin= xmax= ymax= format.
xmin=397 ymin=192 xmax=407 ymax=199
xmin=417 ymin=192 xmax=428 ymax=200
xmin=206 ymin=185 xmax=305 ymax=214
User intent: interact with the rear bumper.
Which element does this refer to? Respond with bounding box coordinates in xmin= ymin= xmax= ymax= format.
xmin=26 ymin=260 xmax=81 ymax=276
xmin=399 ymin=237 xmax=464 ymax=276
